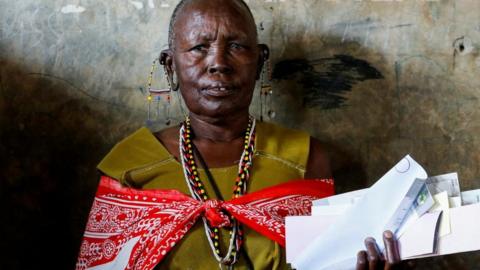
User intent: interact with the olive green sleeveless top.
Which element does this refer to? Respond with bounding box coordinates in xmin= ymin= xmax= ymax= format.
xmin=97 ymin=121 xmax=310 ymax=270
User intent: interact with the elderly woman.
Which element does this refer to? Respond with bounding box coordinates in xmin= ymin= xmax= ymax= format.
xmin=78 ymin=0 xmax=402 ymax=269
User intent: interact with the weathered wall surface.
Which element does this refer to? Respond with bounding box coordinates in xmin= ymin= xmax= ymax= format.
xmin=1 ymin=0 xmax=479 ymax=268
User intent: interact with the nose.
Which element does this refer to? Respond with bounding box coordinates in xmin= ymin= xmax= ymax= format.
xmin=208 ymin=48 xmax=233 ymax=75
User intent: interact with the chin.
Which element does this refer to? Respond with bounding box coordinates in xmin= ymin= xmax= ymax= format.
xmin=182 ymin=88 xmax=254 ymax=120
xmin=190 ymin=103 xmax=250 ymax=120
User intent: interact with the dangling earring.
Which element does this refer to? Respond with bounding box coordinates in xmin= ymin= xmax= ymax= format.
xmin=259 ymin=56 xmax=275 ymax=122
xmin=146 ymin=58 xmax=173 ymax=127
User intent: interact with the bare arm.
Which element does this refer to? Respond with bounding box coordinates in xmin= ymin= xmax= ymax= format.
xmin=305 ymin=137 xmax=332 ymax=179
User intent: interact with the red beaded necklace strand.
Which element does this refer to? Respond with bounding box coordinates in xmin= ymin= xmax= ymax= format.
xmin=179 ymin=116 xmax=256 ymax=267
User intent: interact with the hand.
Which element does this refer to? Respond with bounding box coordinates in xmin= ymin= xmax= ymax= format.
xmin=356 ymin=230 xmax=403 ymax=270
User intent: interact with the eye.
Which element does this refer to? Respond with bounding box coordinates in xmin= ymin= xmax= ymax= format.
xmin=190 ymin=44 xmax=207 ymax=52
xmin=229 ymin=42 xmax=243 ymax=50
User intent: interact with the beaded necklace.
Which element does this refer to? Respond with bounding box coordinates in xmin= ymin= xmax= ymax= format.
xmin=179 ymin=116 xmax=256 ymax=268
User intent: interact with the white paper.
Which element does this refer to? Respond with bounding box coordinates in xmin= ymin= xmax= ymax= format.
xmin=434 ymin=203 xmax=480 ymax=255
xmin=311 ymin=204 xmax=351 ymax=216
xmin=409 ymin=203 xmax=480 ymax=258
xmin=313 ymin=188 xmax=367 ymax=206
xmin=286 ymin=212 xmax=440 ymax=263
xmin=286 ymin=204 xmax=480 ymax=264
xmin=461 ymin=189 xmax=480 ymax=205
xmin=396 ymin=208 xmax=419 ymax=237
xmin=398 ymin=211 xmax=441 ymax=258
xmin=449 ymin=197 xmax=462 ymax=208
xmin=285 ymin=215 xmax=338 ymax=263
xmin=429 ymin=191 xmax=451 ymax=237
xmin=292 ymin=155 xmax=428 ymax=270
xmin=312 ymin=184 xmax=432 ymax=238
xmin=426 ymin=172 xmax=460 ymax=198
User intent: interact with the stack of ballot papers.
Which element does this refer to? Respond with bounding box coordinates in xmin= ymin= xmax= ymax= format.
xmin=286 ymin=155 xmax=480 ymax=270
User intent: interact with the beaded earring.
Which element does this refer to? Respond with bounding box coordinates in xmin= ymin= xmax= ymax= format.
xmin=146 ymin=58 xmax=173 ymax=126
xmin=259 ymin=56 xmax=275 ymax=122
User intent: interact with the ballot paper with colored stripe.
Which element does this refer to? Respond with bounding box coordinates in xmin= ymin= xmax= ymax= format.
xmin=286 ymin=155 xmax=480 ymax=270
xmin=290 ymin=155 xmax=428 ymax=270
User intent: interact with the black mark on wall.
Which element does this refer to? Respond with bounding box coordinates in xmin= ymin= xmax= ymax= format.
xmin=273 ymin=55 xmax=383 ymax=109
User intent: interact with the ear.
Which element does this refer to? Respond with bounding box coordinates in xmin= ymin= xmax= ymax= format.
xmin=160 ymin=49 xmax=174 ymax=76
xmin=160 ymin=49 xmax=180 ymax=90
xmin=256 ymin=44 xmax=270 ymax=80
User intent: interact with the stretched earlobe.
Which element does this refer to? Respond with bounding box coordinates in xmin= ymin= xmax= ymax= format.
xmin=256 ymin=44 xmax=270 ymax=80
xmin=160 ymin=49 xmax=173 ymax=71
xmin=259 ymin=44 xmax=270 ymax=61
xmin=159 ymin=49 xmax=179 ymax=91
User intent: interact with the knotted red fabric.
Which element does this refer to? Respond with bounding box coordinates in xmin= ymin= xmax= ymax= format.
xmin=76 ymin=176 xmax=334 ymax=270
xmin=203 ymin=199 xmax=231 ymax=228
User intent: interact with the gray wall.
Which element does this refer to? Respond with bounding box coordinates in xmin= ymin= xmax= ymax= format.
xmin=1 ymin=0 xmax=479 ymax=268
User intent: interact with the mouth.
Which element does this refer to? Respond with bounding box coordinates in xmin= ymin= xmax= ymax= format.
xmin=202 ymin=84 xmax=236 ymax=97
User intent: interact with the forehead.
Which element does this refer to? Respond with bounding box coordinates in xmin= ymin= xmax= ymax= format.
xmin=173 ymin=0 xmax=257 ymax=41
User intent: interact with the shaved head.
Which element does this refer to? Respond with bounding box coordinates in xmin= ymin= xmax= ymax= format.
xmin=167 ymin=0 xmax=257 ymax=49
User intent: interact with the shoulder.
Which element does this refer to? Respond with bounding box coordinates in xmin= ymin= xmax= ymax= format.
xmin=255 ymin=121 xmax=310 ymax=168
xmin=256 ymin=121 xmax=309 ymax=143
xmin=255 ymin=121 xmax=331 ymax=179
xmin=305 ymin=137 xmax=332 ymax=179
xmin=153 ymin=125 xmax=180 ymax=159
xmin=97 ymin=126 xmax=173 ymax=181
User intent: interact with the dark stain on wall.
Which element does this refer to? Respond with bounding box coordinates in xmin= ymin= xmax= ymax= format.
xmin=0 ymin=60 xmax=143 ymax=269
xmin=272 ymin=55 xmax=384 ymax=109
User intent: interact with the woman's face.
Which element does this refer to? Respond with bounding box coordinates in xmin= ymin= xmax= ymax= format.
xmin=168 ymin=0 xmax=264 ymax=119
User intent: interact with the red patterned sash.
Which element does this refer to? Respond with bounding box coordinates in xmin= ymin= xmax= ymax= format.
xmin=76 ymin=176 xmax=334 ymax=270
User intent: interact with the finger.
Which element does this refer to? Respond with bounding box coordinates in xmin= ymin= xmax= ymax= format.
xmin=364 ymin=237 xmax=382 ymax=269
xmin=356 ymin=250 xmax=368 ymax=270
xmin=382 ymin=231 xmax=401 ymax=269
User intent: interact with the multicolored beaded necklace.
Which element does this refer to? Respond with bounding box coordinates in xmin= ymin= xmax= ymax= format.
xmin=179 ymin=116 xmax=256 ymax=268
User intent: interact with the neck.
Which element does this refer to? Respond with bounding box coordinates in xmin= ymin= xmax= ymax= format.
xmin=188 ymin=111 xmax=250 ymax=142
